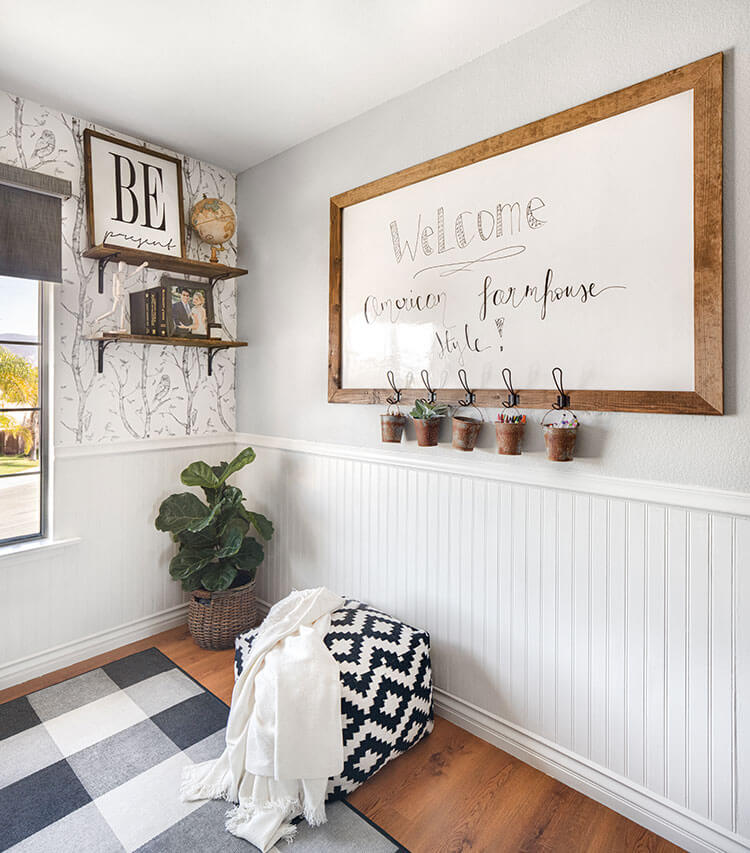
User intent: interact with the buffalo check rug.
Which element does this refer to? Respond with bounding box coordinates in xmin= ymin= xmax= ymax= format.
xmin=0 ymin=648 xmax=408 ymax=852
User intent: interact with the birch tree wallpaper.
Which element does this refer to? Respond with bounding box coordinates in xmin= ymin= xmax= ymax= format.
xmin=0 ymin=89 xmax=238 ymax=445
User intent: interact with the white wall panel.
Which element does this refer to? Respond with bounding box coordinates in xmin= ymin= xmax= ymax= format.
xmin=0 ymin=438 xmax=237 ymax=676
xmin=236 ymin=435 xmax=749 ymax=849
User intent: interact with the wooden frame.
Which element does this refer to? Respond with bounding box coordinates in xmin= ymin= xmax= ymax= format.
xmin=161 ymin=276 xmax=215 ymax=339
xmin=83 ymin=129 xmax=187 ymax=259
xmin=328 ymin=53 xmax=723 ymax=414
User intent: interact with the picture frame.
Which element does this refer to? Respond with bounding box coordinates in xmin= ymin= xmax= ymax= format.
xmin=162 ymin=277 xmax=214 ymax=339
xmin=328 ymin=53 xmax=723 ymax=415
xmin=83 ymin=129 xmax=186 ymax=258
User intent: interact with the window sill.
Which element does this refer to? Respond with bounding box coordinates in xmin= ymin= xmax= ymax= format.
xmin=0 ymin=536 xmax=81 ymax=563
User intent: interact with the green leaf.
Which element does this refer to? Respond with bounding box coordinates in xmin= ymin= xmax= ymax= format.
xmin=211 ymin=463 xmax=227 ymax=479
xmin=218 ymin=446 xmax=256 ymax=483
xmin=179 ymin=569 xmax=205 ymax=592
xmin=409 ymin=398 xmax=447 ymax=419
xmin=169 ymin=547 xmax=215 ymax=579
xmin=222 ymin=486 xmax=244 ymax=506
xmin=231 ymin=536 xmax=264 ymax=576
xmin=188 ymin=497 xmax=224 ymax=532
xmin=218 ymin=512 xmax=249 ymax=537
xmin=200 ymin=561 xmax=238 ymax=591
xmin=155 ymin=492 xmax=211 ymax=534
xmin=216 ymin=518 xmax=248 ymax=558
xmin=235 ymin=505 xmax=251 ymax=523
xmin=248 ymin=512 xmax=274 ymax=541
xmin=176 ymin=524 xmax=217 ymax=548
xmin=181 ymin=460 xmax=220 ymax=489
xmin=408 ymin=399 xmax=427 ymax=419
xmin=201 ymin=486 xmax=221 ymax=507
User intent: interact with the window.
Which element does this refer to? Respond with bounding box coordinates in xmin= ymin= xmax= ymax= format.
xmin=0 ymin=276 xmax=46 ymax=545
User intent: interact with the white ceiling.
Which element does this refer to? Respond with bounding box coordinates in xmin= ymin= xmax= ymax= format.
xmin=0 ymin=1 xmax=586 ymax=173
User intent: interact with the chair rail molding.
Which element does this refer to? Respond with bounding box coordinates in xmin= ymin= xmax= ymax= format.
xmin=55 ymin=432 xmax=237 ymax=458
xmin=234 ymin=432 xmax=750 ymax=517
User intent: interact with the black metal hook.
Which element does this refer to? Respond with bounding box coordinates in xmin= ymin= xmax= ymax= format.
xmin=552 ymin=367 xmax=571 ymax=410
xmin=385 ymin=370 xmax=402 ymax=406
xmin=501 ymin=367 xmax=520 ymax=408
xmin=419 ymin=369 xmax=437 ymax=404
xmin=456 ymin=368 xmax=475 ymax=407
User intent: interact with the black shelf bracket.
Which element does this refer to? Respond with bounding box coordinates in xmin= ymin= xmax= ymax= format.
xmin=96 ymin=338 xmax=118 ymax=373
xmin=207 ymin=345 xmax=229 ymax=376
xmin=97 ymin=253 xmax=120 ymax=294
xmin=94 ymin=337 xmax=234 ymax=375
xmin=207 ymin=272 xmax=231 ymax=289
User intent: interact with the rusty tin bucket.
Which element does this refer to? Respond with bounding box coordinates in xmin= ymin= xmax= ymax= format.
xmin=543 ymin=425 xmax=578 ymax=461
xmin=413 ymin=418 xmax=442 ymax=447
xmin=495 ymin=420 xmax=525 ymax=455
xmin=380 ymin=410 xmax=407 ymax=443
xmin=452 ymin=416 xmax=482 ymax=451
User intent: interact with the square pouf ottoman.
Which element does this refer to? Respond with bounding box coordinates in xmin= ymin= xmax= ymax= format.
xmin=234 ymin=598 xmax=434 ymax=796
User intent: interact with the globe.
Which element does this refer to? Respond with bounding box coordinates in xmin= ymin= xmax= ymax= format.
xmin=190 ymin=196 xmax=236 ymax=263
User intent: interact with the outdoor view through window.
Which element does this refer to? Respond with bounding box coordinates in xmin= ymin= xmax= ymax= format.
xmin=0 ymin=276 xmax=44 ymax=544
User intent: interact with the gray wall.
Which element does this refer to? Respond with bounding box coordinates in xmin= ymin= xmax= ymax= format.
xmin=236 ymin=0 xmax=750 ymax=492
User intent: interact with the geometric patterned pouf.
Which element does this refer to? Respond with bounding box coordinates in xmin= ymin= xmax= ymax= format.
xmin=234 ymin=598 xmax=434 ymax=797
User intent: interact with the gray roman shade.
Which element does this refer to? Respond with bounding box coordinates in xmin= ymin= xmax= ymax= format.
xmin=0 ymin=162 xmax=71 ymax=282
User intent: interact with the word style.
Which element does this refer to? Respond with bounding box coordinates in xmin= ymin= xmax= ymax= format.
xmin=435 ymin=323 xmax=491 ymax=364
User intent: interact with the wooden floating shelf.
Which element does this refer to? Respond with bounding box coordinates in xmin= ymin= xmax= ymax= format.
xmin=96 ymin=333 xmax=247 ymax=348
xmin=87 ymin=333 xmax=247 ymax=375
xmin=83 ymin=244 xmax=248 ymax=293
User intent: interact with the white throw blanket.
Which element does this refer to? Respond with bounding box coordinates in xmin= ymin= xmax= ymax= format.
xmin=181 ymin=587 xmax=345 ymax=851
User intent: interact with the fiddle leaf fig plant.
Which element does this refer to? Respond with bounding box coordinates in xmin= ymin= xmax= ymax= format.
xmin=409 ymin=399 xmax=449 ymax=419
xmin=155 ymin=446 xmax=274 ymax=592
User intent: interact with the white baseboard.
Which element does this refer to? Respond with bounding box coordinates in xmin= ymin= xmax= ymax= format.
xmin=0 ymin=603 xmax=189 ymax=691
xmin=434 ymin=688 xmax=749 ymax=853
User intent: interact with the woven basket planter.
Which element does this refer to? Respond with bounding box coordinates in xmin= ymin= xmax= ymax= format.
xmin=188 ymin=580 xmax=257 ymax=650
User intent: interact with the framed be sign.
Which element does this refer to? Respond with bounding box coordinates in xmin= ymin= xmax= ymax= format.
xmin=83 ymin=129 xmax=186 ymax=258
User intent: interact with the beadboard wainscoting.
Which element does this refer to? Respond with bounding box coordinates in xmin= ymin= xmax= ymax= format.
xmin=235 ymin=433 xmax=750 ymax=853
xmin=0 ymin=435 xmax=236 ymax=689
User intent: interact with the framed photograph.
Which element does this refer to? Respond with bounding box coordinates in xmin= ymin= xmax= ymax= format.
xmin=83 ymin=129 xmax=186 ymax=258
xmin=163 ymin=277 xmax=214 ymax=339
xmin=328 ymin=53 xmax=723 ymax=414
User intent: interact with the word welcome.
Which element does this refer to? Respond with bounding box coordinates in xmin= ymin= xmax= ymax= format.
xmin=389 ymin=197 xmax=546 ymax=265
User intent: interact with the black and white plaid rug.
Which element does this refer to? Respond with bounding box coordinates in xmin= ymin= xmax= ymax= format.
xmin=0 ymin=648 xmax=407 ymax=852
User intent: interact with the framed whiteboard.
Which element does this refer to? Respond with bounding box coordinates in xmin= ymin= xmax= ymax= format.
xmin=328 ymin=54 xmax=723 ymax=414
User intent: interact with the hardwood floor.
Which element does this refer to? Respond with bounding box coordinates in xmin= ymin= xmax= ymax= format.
xmin=0 ymin=626 xmax=684 ymax=853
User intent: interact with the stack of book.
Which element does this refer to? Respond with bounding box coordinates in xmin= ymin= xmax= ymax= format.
xmin=129 ymin=285 xmax=170 ymax=337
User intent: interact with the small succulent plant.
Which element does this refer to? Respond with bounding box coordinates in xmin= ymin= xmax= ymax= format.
xmin=409 ymin=399 xmax=449 ymax=420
